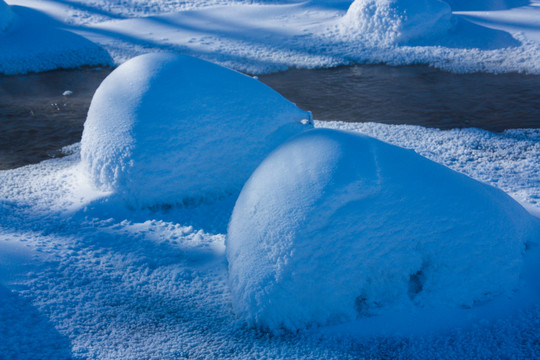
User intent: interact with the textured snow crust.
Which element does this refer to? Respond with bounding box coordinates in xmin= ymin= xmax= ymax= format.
xmin=340 ymin=0 xmax=453 ymax=45
xmin=227 ymin=128 xmax=539 ymax=331
xmin=81 ymin=52 xmax=312 ymax=206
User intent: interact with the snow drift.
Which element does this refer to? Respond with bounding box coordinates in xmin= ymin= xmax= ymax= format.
xmin=227 ymin=128 xmax=540 ymax=331
xmin=340 ymin=0 xmax=453 ymax=45
xmin=445 ymin=0 xmax=529 ymax=11
xmin=0 ymin=0 xmax=14 ymax=32
xmin=81 ymin=52 xmax=312 ymax=207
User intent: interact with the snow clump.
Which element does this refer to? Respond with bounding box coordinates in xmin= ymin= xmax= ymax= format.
xmin=227 ymin=128 xmax=540 ymax=331
xmin=340 ymin=0 xmax=453 ymax=45
xmin=0 ymin=0 xmax=14 ymax=32
xmin=81 ymin=53 xmax=312 ymax=206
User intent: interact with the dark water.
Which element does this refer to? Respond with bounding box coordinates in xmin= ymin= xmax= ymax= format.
xmin=1 ymin=64 xmax=539 ymax=170
xmin=259 ymin=65 xmax=540 ymax=131
xmin=0 ymin=67 xmax=111 ymax=170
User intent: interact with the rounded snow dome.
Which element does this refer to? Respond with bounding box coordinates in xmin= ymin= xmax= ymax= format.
xmin=0 ymin=0 xmax=14 ymax=32
xmin=227 ymin=128 xmax=539 ymax=331
xmin=81 ymin=53 xmax=312 ymax=206
xmin=340 ymin=0 xmax=453 ymax=44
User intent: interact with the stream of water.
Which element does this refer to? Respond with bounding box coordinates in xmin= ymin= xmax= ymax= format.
xmin=1 ymin=64 xmax=539 ymax=169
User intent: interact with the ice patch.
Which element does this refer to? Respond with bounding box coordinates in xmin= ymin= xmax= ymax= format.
xmin=227 ymin=128 xmax=540 ymax=331
xmin=81 ymin=52 xmax=312 ymax=207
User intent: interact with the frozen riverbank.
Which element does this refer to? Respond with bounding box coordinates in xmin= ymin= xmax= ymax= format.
xmin=2 ymin=0 xmax=540 ymax=74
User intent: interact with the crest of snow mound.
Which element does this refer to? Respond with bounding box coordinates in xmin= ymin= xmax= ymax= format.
xmin=227 ymin=128 xmax=539 ymax=332
xmin=340 ymin=0 xmax=453 ymax=45
xmin=0 ymin=0 xmax=14 ymax=32
xmin=81 ymin=53 xmax=312 ymax=206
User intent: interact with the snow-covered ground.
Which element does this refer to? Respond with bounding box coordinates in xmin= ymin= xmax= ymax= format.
xmin=1 ymin=119 xmax=539 ymax=359
xmin=1 ymin=0 xmax=540 ymax=74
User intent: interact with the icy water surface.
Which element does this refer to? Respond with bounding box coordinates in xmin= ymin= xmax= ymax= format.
xmin=0 ymin=67 xmax=110 ymax=170
xmin=1 ymin=64 xmax=539 ymax=169
xmin=260 ymin=65 xmax=540 ymax=131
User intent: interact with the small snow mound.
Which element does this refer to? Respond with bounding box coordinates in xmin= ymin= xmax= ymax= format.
xmin=0 ymin=0 xmax=14 ymax=32
xmin=81 ymin=53 xmax=312 ymax=207
xmin=340 ymin=0 xmax=453 ymax=45
xmin=227 ymin=128 xmax=539 ymax=331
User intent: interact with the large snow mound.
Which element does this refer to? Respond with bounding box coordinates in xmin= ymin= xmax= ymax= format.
xmin=340 ymin=0 xmax=453 ymax=45
xmin=227 ymin=128 xmax=540 ymax=331
xmin=81 ymin=52 xmax=312 ymax=207
xmin=0 ymin=0 xmax=14 ymax=32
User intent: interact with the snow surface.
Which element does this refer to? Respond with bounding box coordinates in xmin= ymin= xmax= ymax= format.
xmin=0 ymin=4 xmax=112 ymax=74
xmin=0 ymin=0 xmax=14 ymax=32
xmin=81 ymin=53 xmax=312 ymax=207
xmin=455 ymin=3 xmax=540 ymax=42
xmin=2 ymin=0 xmax=540 ymax=74
xmin=340 ymin=0 xmax=453 ymax=45
xmin=446 ymin=0 xmax=529 ymax=11
xmin=1 ymin=121 xmax=540 ymax=358
xmin=227 ymin=128 xmax=540 ymax=331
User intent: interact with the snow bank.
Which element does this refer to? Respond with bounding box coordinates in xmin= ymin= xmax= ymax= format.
xmin=0 ymin=0 xmax=14 ymax=32
xmin=81 ymin=52 xmax=312 ymax=207
xmin=3 ymin=0 xmax=540 ymax=75
xmin=227 ymin=128 xmax=539 ymax=331
xmin=0 ymin=6 xmax=112 ymax=75
xmin=340 ymin=0 xmax=453 ymax=45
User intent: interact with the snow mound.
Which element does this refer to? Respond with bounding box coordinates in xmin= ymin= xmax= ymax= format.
xmin=227 ymin=128 xmax=539 ymax=331
xmin=0 ymin=0 xmax=14 ymax=32
xmin=81 ymin=53 xmax=312 ymax=207
xmin=340 ymin=0 xmax=453 ymax=45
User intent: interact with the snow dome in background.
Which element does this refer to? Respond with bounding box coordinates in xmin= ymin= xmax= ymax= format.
xmin=81 ymin=53 xmax=312 ymax=206
xmin=227 ymin=128 xmax=540 ymax=331
xmin=0 ymin=0 xmax=14 ymax=32
xmin=340 ymin=0 xmax=453 ymax=45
